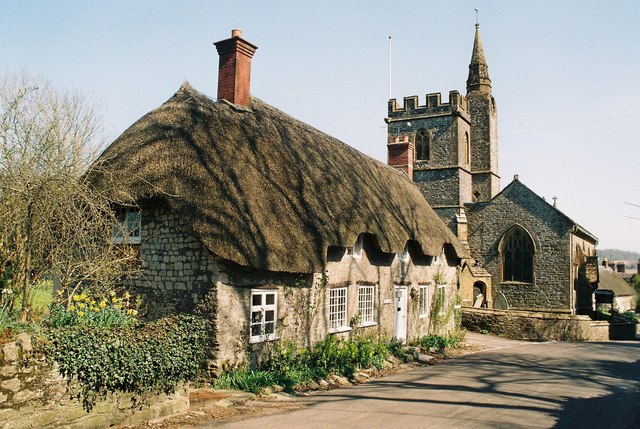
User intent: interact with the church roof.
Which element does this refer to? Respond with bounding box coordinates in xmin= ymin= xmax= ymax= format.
xmin=89 ymin=83 xmax=468 ymax=273
xmin=469 ymin=176 xmax=598 ymax=244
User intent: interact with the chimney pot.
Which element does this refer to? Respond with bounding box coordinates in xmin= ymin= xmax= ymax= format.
xmin=231 ymin=29 xmax=242 ymax=38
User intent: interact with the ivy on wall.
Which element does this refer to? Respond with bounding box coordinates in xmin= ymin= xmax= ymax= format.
xmin=44 ymin=314 xmax=207 ymax=411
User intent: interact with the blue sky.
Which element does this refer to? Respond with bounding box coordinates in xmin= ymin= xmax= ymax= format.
xmin=2 ymin=1 xmax=639 ymax=252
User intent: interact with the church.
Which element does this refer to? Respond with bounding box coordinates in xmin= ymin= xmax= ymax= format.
xmin=386 ymin=23 xmax=599 ymax=316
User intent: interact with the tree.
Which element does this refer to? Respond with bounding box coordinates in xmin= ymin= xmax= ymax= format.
xmin=0 ymin=74 xmax=139 ymax=320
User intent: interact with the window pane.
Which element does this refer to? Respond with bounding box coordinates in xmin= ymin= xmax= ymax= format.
xmin=251 ymin=324 xmax=261 ymax=337
xmin=265 ymin=310 xmax=274 ymax=322
xmin=265 ymin=293 xmax=275 ymax=305
xmin=264 ymin=321 xmax=275 ymax=335
xmin=252 ymin=294 xmax=262 ymax=306
xmin=251 ymin=310 xmax=262 ymax=323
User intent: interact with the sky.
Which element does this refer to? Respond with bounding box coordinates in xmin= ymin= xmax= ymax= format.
xmin=1 ymin=1 xmax=639 ymax=253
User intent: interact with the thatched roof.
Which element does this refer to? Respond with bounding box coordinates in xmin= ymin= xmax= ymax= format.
xmin=90 ymin=83 xmax=467 ymax=273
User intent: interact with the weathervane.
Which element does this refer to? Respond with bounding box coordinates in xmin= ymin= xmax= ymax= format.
xmin=475 ymin=7 xmax=479 ymax=26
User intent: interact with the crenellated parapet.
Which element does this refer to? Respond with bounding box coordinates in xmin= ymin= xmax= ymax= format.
xmin=387 ymin=90 xmax=469 ymax=121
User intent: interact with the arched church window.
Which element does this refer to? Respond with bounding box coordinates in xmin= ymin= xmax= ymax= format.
xmin=464 ymin=132 xmax=470 ymax=165
xmin=501 ymin=226 xmax=534 ymax=283
xmin=415 ymin=129 xmax=430 ymax=161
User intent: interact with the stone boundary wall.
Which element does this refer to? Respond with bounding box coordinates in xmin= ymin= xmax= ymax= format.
xmin=462 ymin=308 xmax=638 ymax=342
xmin=0 ymin=334 xmax=189 ymax=429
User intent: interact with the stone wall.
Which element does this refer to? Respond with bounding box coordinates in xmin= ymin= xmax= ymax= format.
xmin=212 ymin=242 xmax=460 ymax=367
xmin=125 ymin=201 xmax=222 ymax=320
xmin=0 ymin=334 xmax=189 ymax=429
xmin=462 ymin=308 xmax=638 ymax=341
xmin=466 ymin=180 xmax=574 ymax=311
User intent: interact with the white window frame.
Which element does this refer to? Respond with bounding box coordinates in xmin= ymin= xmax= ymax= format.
xmin=357 ymin=285 xmax=375 ymax=326
xmin=329 ymin=287 xmax=348 ymax=332
xmin=419 ymin=285 xmax=430 ymax=318
xmin=346 ymin=236 xmax=363 ymax=258
xmin=249 ymin=289 xmax=278 ymax=343
xmin=113 ymin=207 xmax=141 ymax=244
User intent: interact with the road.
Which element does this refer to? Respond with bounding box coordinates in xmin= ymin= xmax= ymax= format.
xmin=207 ymin=334 xmax=640 ymax=429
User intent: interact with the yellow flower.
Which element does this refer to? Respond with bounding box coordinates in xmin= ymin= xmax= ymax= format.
xmin=56 ymin=289 xmax=64 ymax=296
xmin=73 ymin=295 xmax=81 ymax=302
xmin=99 ymin=301 xmax=106 ymax=309
xmin=77 ymin=311 xmax=85 ymax=317
xmin=124 ymin=292 xmax=131 ymax=299
xmin=84 ymin=296 xmax=91 ymax=303
xmin=110 ymin=291 xmax=116 ymax=297
xmin=79 ymin=293 xmax=87 ymax=301
xmin=112 ymin=297 xmax=118 ymax=303
xmin=90 ymin=300 xmax=96 ymax=306
xmin=132 ymin=309 xmax=138 ymax=316
xmin=68 ymin=305 xmax=75 ymax=311
xmin=77 ymin=302 xmax=85 ymax=309
xmin=93 ymin=307 xmax=100 ymax=313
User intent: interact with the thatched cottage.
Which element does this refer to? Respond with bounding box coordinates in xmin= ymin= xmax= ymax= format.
xmin=90 ymin=30 xmax=468 ymax=366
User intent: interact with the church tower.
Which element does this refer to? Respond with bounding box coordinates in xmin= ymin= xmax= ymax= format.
xmin=385 ymin=23 xmax=499 ymax=243
xmin=466 ymin=23 xmax=499 ymax=201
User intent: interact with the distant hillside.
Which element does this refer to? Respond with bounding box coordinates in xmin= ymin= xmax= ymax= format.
xmin=598 ymin=249 xmax=640 ymax=262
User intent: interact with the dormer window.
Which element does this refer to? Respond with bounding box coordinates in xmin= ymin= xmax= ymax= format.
xmin=396 ymin=246 xmax=409 ymax=262
xmin=113 ymin=207 xmax=141 ymax=244
xmin=345 ymin=236 xmax=363 ymax=258
xmin=415 ymin=129 xmax=430 ymax=161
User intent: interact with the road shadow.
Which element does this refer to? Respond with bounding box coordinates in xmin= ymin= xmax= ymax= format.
xmin=305 ymin=341 xmax=640 ymax=428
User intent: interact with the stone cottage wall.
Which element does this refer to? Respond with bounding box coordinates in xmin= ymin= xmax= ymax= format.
xmin=213 ymin=244 xmax=459 ymax=367
xmin=466 ymin=183 xmax=573 ymax=311
xmin=124 ymin=201 xmax=222 ymax=320
xmin=0 ymin=334 xmax=188 ymax=429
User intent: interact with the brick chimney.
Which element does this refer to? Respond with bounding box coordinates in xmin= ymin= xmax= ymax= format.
xmin=214 ymin=29 xmax=258 ymax=107
xmin=387 ymin=135 xmax=414 ymax=180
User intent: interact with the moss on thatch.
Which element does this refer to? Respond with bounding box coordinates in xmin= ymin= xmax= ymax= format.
xmin=90 ymin=83 xmax=467 ymax=273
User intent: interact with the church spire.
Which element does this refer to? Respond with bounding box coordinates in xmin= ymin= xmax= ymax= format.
xmin=466 ymin=23 xmax=492 ymax=94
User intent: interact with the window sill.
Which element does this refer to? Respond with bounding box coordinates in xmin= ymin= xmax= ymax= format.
xmin=249 ymin=335 xmax=278 ymax=344
xmin=329 ymin=326 xmax=351 ymax=334
xmin=358 ymin=321 xmax=377 ymax=328
xmin=418 ymin=314 xmax=430 ymax=319
xmin=500 ymin=281 xmax=533 ymax=286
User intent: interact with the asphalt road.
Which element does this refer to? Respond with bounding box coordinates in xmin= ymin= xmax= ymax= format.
xmin=209 ymin=334 xmax=640 ymax=429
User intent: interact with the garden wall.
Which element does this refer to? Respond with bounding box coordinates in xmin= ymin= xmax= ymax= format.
xmin=0 ymin=334 xmax=189 ymax=429
xmin=462 ymin=308 xmax=638 ymax=341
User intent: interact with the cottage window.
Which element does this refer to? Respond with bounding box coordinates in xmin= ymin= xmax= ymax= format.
xmin=501 ymin=226 xmax=534 ymax=283
xmin=419 ymin=285 xmax=430 ymax=317
xmin=113 ymin=207 xmax=141 ymax=244
xmin=329 ymin=287 xmax=348 ymax=331
xmin=345 ymin=236 xmax=363 ymax=258
xmin=415 ymin=129 xmax=430 ymax=161
xmin=357 ymin=285 xmax=375 ymax=325
xmin=250 ymin=290 xmax=277 ymax=342
xmin=396 ymin=246 xmax=409 ymax=263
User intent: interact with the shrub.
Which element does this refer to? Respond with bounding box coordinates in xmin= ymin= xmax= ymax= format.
xmin=612 ymin=311 xmax=638 ymax=324
xmin=214 ymin=368 xmax=276 ymax=393
xmin=417 ymin=334 xmax=448 ymax=353
xmin=45 ymin=314 xmax=207 ymax=411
